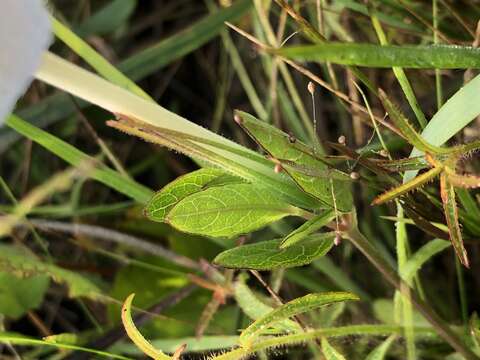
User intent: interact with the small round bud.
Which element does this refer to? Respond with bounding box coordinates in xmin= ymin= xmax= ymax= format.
xmin=338 ymin=135 xmax=346 ymax=145
xmin=350 ymin=171 xmax=360 ymax=180
xmin=379 ymin=149 xmax=389 ymax=157
xmin=274 ymin=163 xmax=283 ymax=173
xmin=233 ymin=114 xmax=242 ymax=125
xmin=307 ymin=81 xmax=315 ymax=95
xmin=334 ymin=233 xmax=342 ymax=246
xmin=288 ymin=132 xmax=296 ymax=143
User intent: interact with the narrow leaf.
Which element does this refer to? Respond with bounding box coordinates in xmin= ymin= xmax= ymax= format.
xmin=365 ymin=335 xmax=396 ymax=360
xmin=321 ymin=337 xmax=347 ymax=360
xmin=401 ymin=239 xmax=450 ymax=283
xmin=234 ymin=274 xmax=301 ymax=333
xmin=378 ymin=90 xmax=446 ymax=154
xmin=372 ymin=166 xmax=443 ymax=205
xmin=235 ymin=110 xmax=352 ymax=211
xmin=281 ymin=210 xmax=336 ymax=248
xmin=121 ymin=294 xmax=171 ymax=360
xmin=165 ymin=183 xmax=302 ymax=238
xmin=214 ymin=234 xmax=335 ymax=270
xmin=440 ymin=173 xmax=469 ymax=267
xmin=239 ymin=292 xmax=359 ymax=347
xmin=274 ymin=43 xmax=480 ymax=69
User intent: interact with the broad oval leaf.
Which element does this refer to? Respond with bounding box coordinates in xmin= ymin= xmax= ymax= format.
xmin=281 ymin=210 xmax=336 ymax=248
xmin=214 ymin=233 xmax=335 ymax=270
xmin=239 ymin=292 xmax=359 ymax=347
xmin=235 ymin=110 xmax=352 ymax=211
xmin=165 ymin=183 xmax=302 ymax=238
xmin=145 ymin=168 xmax=241 ymax=222
xmin=275 ymin=43 xmax=480 ymax=69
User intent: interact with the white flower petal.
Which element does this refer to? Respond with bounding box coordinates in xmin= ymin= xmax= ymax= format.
xmin=0 ymin=0 xmax=51 ymax=125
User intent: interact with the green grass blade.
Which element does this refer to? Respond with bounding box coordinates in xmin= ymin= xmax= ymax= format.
xmin=120 ymin=0 xmax=252 ymax=80
xmin=281 ymin=210 xmax=336 ymax=248
xmin=6 ymin=115 xmax=153 ymax=204
xmin=321 ymin=337 xmax=346 ymax=360
xmin=364 ymin=335 xmax=396 ymax=360
xmin=0 ymin=333 xmax=132 ymax=360
xmin=239 ymin=292 xmax=359 ymax=347
xmin=275 ymin=43 xmax=480 ymax=68
xmin=51 ymin=16 xmax=152 ymax=101
xmin=401 ymin=239 xmax=451 ymax=283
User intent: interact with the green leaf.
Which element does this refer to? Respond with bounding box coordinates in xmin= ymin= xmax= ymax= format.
xmin=234 ymin=274 xmax=301 ymax=333
xmin=401 ymin=239 xmax=450 ymax=283
xmin=214 ymin=234 xmax=335 ymax=270
xmin=0 ymin=272 xmax=49 ymax=319
xmin=440 ymin=174 xmax=469 ymax=267
xmin=321 ymin=337 xmax=347 ymax=360
xmin=281 ymin=210 xmax=336 ymax=248
xmin=76 ymin=0 xmax=137 ymax=37
xmin=145 ymin=168 xmax=241 ymax=222
xmin=0 ymin=244 xmax=102 ymax=300
xmin=0 ymin=333 xmax=131 ymax=359
xmin=6 ymin=115 xmax=153 ymax=204
xmin=378 ymin=90 xmax=445 ymax=154
xmin=364 ymin=335 xmax=396 ymax=360
xmin=275 ymin=43 xmax=480 ymax=69
xmin=165 ymin=183 xmax=303 ymax=238
xmin=406 ymin=74 xmax=480 ymax=181
xmin=240 ymin=292 xmax=359 ymax=347
xmin=235 ymin=111 xmax=352 ymax=211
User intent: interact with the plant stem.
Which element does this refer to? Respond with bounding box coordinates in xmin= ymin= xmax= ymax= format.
xmin=346 ymin=225 xmax=478 ymax=360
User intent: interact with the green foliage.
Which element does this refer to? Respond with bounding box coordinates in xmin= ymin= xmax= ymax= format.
xmin=235 ymin=111 xmax=352 ymax=211
xmin=165 ymin=183 xmax=304 ymax=238
xmin=214 ymin=234 xmax=334 ymax=270
xmin=239 ymin=292 xmax=359 ymax=347
xmin=275 ymin=43 xmax=480 ymax=68
xmin=0 ymin=272 xmax=49 ymax=319
xmin=365 ymin=335 xmax=396 ymax=360
xmin=0 ymin=244 xmax=102 ymax=299
xmin=321 ymin=337 xmax=347 ymax=360
xmin=281 ymin=210 xmax=336 ymax=248
xmin=145 ymin=168 xmax=242 ymax=222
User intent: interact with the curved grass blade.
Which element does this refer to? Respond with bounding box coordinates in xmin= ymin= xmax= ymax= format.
xmin=321 ymin=337 xmax=346 ymax=360
xmin=6 ymin=115 xmax=153 ymax=204
xmin=235 ymin=110 xmax=352 ymax=211
xmin=214 ymin=234 xmax=334 ymax=270
xmin=121 ymin=294 xmax=171 ymax=360
xmin=378 ymin=90 xmax=447 ymax=154
xmin=274 ymin=43 xmax=480 ymax=69
xmin=0 ymin=333 xmax=132 ymax=359
xmin=440 ymin=174 xmax=469 ymax=267
xmin=234 ymin=274 xmax=301 ymax=333
xmin=281 ymin=210 xmax=336 ymax=248
xmin=145 ymin=168 xmax=241 ymax=222
xmin=239 ymin=292 xmax=359 ymax=347
xmin=372 ymin=166 xmax=443 ymax=205
xmin=365 ymin=335 xmax=396 ymax=360
xmin=165 ymin=183 xmax=305 ymax=238
xmin=401 ymin=239 xmax=450 ymax=283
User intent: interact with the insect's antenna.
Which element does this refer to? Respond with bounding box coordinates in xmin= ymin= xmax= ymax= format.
xmin=308 ymin=81 xmax=318 ymax=153
xmin=329 ymin=178 xmax=341 ymax=246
